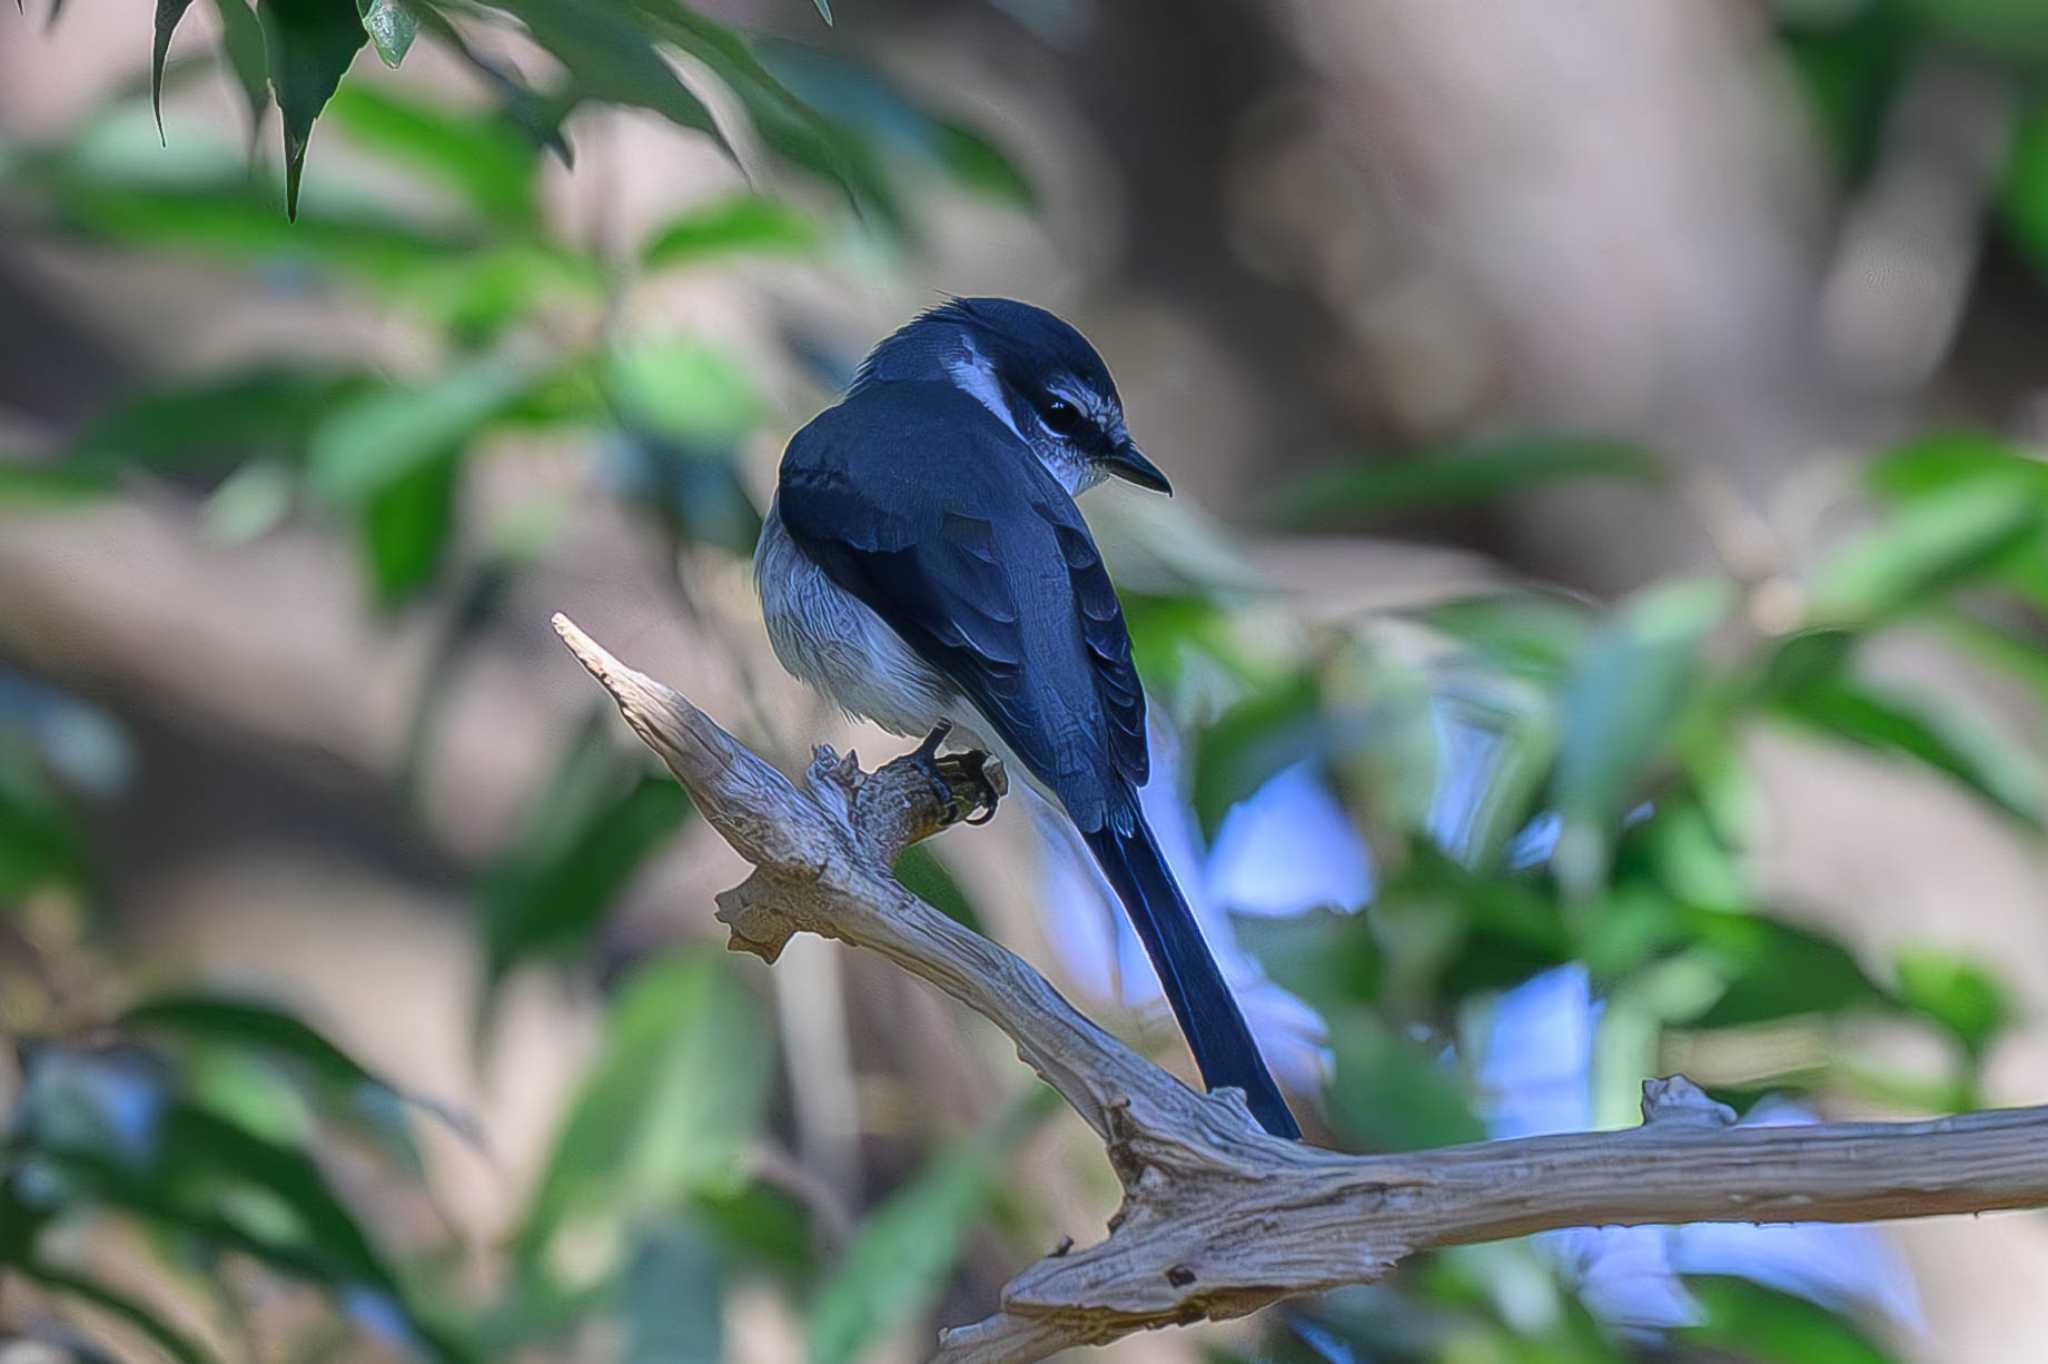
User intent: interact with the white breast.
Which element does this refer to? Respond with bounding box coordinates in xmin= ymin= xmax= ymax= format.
xmin=755 ymin=501 xmax=962 ymax=741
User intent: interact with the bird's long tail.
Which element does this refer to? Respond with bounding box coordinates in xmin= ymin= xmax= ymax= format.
xmin=1081 ymin=816 xmax=1301 ymax=1139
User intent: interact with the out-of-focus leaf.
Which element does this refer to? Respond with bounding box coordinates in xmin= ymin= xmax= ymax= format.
xmin=607 ymin=434 xmax=764 ymax=557
xmin=1900 ymin=0 xmax=2048 ymax=66
xmin=1259 ymin=435 xmax=1663 ymax=529
xmin=520 ymin=949 xmax=772 ymax=1265
xmin=1680 ymin=1277 xmax=1900 ymax=1364
xmin=358 ymin=0 xmax=417 ymax=67
xmin=808 ymin=1089 xmax=1055 ymax=1364
xmin=1779 ymin=3 xmax=1907 ymax=181
xmin=1868 ymin=431 xmax=2048 ymax=502
xmin=810 ymin=0 xmax=832 ymax=25
xmin=1551 ymin=579 xmax=1733 ymax=896
xmin=0 ymin=460 xmax=114 ymax=502
xmin=1895 ymin=947 xmax=2010 ymax=1059
xmin=1937 ymin=608 xmax=2048 ymax=710
xmin=256 ymin=0 xmax=368 ymax=218
xmin=1191 ymin=669 xmax=1323 ymax=836
xmin=68 ymin=366 xmax=369 ymax=476
xmin=1237 ymin=907 xmax=1381 ymax=1015
xmin=1323 ymin=1007 xmax=1485 ymax=1153
xmin=2008 ymin=99 xmax=2048 ymax=278
xmin=122 ymin=992 xmax=393 ymax=1095
xmin=623 ymin=1220 xmax=724 ymax=1364
xmin=308 ymin=350 xmax=551 ymax=505
xmin=640 ymin=193 xmax=817 ymax=268
xmin=357 ymin=447 xmax=459 ymax=604
xmin=14 ymin=1262 xmax=213 ymax=1364
xmin=1687 ymin=907 xmax=1889 ymax=1028
xmin=891 ymin=844 xmax=980 ymax=932
xmin=693 ymin=1181 xmax=816 ymax=1278
xmin=481 ymin=762 xmax=691 ymax=988
xmin=0 ymin=741 xmax=90 ymax=896
xmin=482 ymin=0 xmax=727 ymax=152
xmin=152 ymin=1 xmax=200 ymax=137
xmin=325 ymin=81 xmax=536 ymax=225
xmin=756 ymin=38 xmax=1031 ymax=214
xmin=604 ymin=337 xmax=759 ymax=443
xmin=1772 ymin=675 xmax=2044 ymax=827
xmin=1422 ymin=592 xmax=1592 ymax=681
xmin=211 ymin=0 xmax=272 ymax=136
xmin=1806 ymin=482 xmax=2043 ymax=628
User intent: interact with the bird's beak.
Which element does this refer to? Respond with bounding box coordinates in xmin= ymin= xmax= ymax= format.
xmin=1102 ymin=442 xmax=1172 ymax=495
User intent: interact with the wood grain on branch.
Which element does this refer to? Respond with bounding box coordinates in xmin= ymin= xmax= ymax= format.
xmin=552 ymin=612 xmax=2048 ymax=1363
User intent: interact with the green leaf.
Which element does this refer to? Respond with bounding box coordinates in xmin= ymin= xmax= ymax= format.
xmin=1772 ymin=675 xmax=2044 ymax=827
xmin=0 ymin=459 xmax=114 ymax=503
xmin=14 ymin=1261 xmax=214 ymax=1364
xmin=1680 ymin=1278 xmax=1902 ymax=1364
xmin=890 ymin=844 xmax=979 ymax=932
xmin=325 ymin=80 xmax=537 ymax=224
xmin=1551 ymin=579 xmax=1734 ymax=895
xmin=1895 ymin=946 xmax=2012 ymax=1058
xmin=1323 ymin=1007 xmax=1485 ymax=1153
xmin=211 ymin=0 xmax=274 ymax=139
xmin=1806 ymin=482 xmax=2044 ymax=628
xmin=1258 ymin=434 xmax=1664 ymax=529
xmin=357 ymin=445 xmax=459 ymax=604
xmin=0 ymin=741 xmax=91 ymax=896
xmin=1190 ymin=669 xmax=1323 ymax=835
xmin=123 ymin=992 xmax=392 ymax=1095
xmin=358 ymin=0 xmax=417 ymax=66
xmin=1937 ymin=608 xmax=2048 ymax=710
xmin=808 ymin=1090 xmax=1054 ymax=1364
xmin=68 ymin=366 xmax=369 ymax=475
xmin=520 ymin=949 xmax=773 ymax=1265
xmin=257 ymin=0 xmax=369 ymax=218
xmin=308 ymin=350 xmax=551 ymax=505
xmin=603 ymin=338 xmax=760 ymax=444
xmin=2007 ymin=99 xmax=2048 ymax=279
xmin=1422 ymin=592 xmax=1593 ymax=680
xmin=480 ymin=714 xmax=692 ymax=990
xmin=484 ymin=0 xmax=727 ymax=152
xmin=640 ymin=193 xmax=817 ymax=269
xmin=1868 ymin=431 xmax=2048 ymax=502
xmin=152 ymin=0 xmax=200 ymax=139
xmin=1688 ymin=906 xmax=1889 ymax=1028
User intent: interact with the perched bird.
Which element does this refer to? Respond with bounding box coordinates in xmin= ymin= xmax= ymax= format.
xmin=756 ymin=297 xmax=1300 ymax=1139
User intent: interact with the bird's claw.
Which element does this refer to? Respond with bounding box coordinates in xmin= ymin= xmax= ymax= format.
xmin=907 ymin=722 xmax=1002 ymax=827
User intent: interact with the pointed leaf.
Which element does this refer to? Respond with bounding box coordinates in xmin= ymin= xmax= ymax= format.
xmin=356 ymin=446 xmax=460 ymax=605
xmin=808 ymin=1091 xmax=1054 ymax=1364
xmin=211 ymin=0 xmax=272 ymax=135
xmin=640 ymin=193 xmax=816 ymax=269
xmin=358 ymin=0 xmax=417 ymax=66
xmin=485 ymin=0 xmax=725 ymax=152
xmin=257 ymin=0 xmax=368 ymax=217
xmin=1895 ymin=946 xmax=2011 ymax=1059
xmin=152 ymin=0 xmax=199 ymax=140
xmin=1552 ymin=579 xmax=1734 ymax=894
xmin=325 ymin=81 xmax=538 ymax=225
xmin=15 ymin=1262 xmax=213 ymax=1364
xmin=1806 ymin=482 xmax=2044 ymax=627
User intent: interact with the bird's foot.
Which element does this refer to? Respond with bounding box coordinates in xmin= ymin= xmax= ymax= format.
xmin=908 ymin=722 xmax=1004 ymax=827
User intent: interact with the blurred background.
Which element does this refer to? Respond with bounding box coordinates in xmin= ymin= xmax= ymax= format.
xmin=3 ymin=0 xmax=2048 ymax=1360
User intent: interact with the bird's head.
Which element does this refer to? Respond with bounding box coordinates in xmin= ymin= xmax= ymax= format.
xmin=854 ymin=297 xmax=1171 ymax=497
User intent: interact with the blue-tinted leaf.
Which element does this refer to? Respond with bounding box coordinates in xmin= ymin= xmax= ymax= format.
xmin=520 ymin=949 xmax=773 ymax=1266
xmin=808 ymin=1090 xmax=1054 ymax=1364
xmin=256 ymin=0 xmax=368 ymax=218
xmin=1552 ymin=579 xmax=1733 ymax=895
xmin=623 ymin=1220 xmax=724 ymax=1364
xmin=483 ymin=0 xmax=727 ymax=153
xmin=1261 ymin=434 xmax=1664 ymax=528
xmin=357 ymin=0 xmax=417 ymax=67
xmin=640 ymin=193 xmax=817 ymax=268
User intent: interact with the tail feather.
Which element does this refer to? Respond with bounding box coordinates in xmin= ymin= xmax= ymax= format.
xmin=1082 ymin=817 xmax=1301 ymax=1139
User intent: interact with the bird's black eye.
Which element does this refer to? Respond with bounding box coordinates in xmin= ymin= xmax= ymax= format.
xmin=1041 ymin=398 xmax=1085 ymax=437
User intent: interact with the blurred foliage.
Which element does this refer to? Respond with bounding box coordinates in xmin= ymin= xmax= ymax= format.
xmin=1 ymin=0 xmax=2046 ymax=1361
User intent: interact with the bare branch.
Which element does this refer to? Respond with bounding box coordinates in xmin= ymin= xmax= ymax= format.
xmin=553 ymin=613 xmax=2048 ymax=1363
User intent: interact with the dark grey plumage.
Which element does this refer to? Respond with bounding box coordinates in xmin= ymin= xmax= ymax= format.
xmin=759 ymin=298 xmax=1299 ymax=1138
